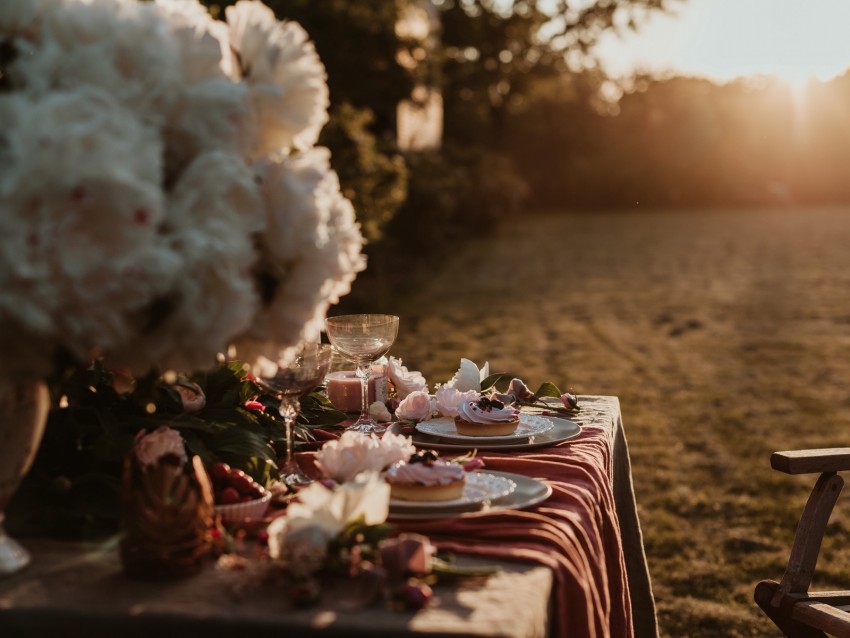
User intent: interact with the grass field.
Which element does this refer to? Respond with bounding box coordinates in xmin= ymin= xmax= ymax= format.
xmin=388 ymin=207 xmax=850 ymax=637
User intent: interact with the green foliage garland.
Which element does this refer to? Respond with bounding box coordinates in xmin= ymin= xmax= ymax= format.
xmin=6 ymin=360 xmax=345 ymax=539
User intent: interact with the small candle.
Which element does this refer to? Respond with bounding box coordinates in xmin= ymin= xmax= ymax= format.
xmin=326 ymin=370 xmax=388 ymax=413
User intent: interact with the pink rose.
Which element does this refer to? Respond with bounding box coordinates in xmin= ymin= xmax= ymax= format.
xmin=134 ymin=426 xmax=187 ymax=468
xmin=560 ymin=392 xmax=579 ymax=410
xmin=174 ymin=381 xmax=206 ymax=413
xmin=387 ymin=357 xmax=428 ymax=399
xmin=507 ymin=378 xmax=535 ymax=402
xmin=435 ymin=386 xmax=479 ymax=417
xmin=395 ymin=391 xmax=434 ymax=422
xmin=380 ymin=533 xmax=435 ymax=581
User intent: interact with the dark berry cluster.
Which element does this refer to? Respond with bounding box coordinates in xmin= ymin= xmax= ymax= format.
xmin=477 ymin=396 xmax=505 ymax=411
xmin=210 ymin=462 xmax=266 ymax=504
xmin=409 ymin=450 xmax=439 ymax=465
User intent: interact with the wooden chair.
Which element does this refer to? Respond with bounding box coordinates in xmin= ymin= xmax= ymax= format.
xmin=755 ymin=449 xmax=850 ymax=638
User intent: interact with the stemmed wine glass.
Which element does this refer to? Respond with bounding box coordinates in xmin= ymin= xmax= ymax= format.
xmin=325 ymin=314 xmax=399 ymax=434
xmin=250 ymin=342 xmax=333 ymax=486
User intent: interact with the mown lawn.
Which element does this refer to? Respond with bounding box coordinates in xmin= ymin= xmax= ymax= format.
xmin=388 ymin=206 xmax=850 ymax=637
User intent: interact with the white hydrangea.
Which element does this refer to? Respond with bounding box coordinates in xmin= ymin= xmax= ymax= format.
xmin=0 ymin=0 xmax=365 ymax=380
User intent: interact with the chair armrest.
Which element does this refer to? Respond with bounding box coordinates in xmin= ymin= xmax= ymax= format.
xmin=772 ymin=449 xmax=850 ymax=474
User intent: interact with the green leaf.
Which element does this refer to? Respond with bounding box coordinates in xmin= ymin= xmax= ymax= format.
xmin=206 ymin=428 xmax=276 ymax=462
xmin=533 ymin=382 xmax=563 ymax=399
xmin=179 ymin=430 xmax=217 ymax=466
xmin=480 ymin=373 xmax=508 ymax=391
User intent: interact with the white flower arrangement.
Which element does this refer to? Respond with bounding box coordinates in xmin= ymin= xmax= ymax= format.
xmin=315 ymin=430 xmax=415 ymax=483
xmin=267 ymin=472 xmax=390 ymax=577
xmin=0 ymin=0 xmax=365 ymax=379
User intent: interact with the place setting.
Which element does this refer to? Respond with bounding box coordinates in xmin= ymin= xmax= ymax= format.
xmin=314 ymin=332 xmax=585 ymax=520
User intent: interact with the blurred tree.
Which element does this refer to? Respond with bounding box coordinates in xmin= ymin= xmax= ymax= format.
xmin=439 ymin=0 xmax=679 ymax=146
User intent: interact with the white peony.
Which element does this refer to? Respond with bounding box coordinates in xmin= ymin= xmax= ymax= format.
xmin=395 ymin=390 xmax=435 ymax=423
xmin=226 ymin=0 xmax=329 ymax=156
xmin=267 ymin=473 xmax=390 ymax=574
xmin=444 ymin=358 xmax=491 ymax=393
xmin=0 ymin=0 xmax=45 ymax=35
xmin=235 ymin=149 xmax=364 ymax=359
xmin=16 ymin=0 xmax=183 ymax=127
xmin=387 ymin=356 xmax=428 ymax=399
xmin=435 ymin=386 xmax=480 ymax=418
xmin=315 ymin=430 xmax=415 ymax=483
xmin=376 ymin=431 xmax=418 ymax=468
xmin=155 ymin=0 xmax=233 ymax=82
xmin=0 ymin=0 xmax=365 ymax=381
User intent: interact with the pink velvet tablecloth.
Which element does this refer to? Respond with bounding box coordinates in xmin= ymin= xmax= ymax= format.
xmin=393 ymin=396 xmax=657 ymax=638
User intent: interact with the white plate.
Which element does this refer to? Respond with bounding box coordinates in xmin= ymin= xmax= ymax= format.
xmin=388 ymin=471 xmax=552 ymax=520
xmin=415 ymin=414 xmax=554 ymax=443
xmin=389 ymin=471 xmax=516 ymax=511
xmin=402 ymin=416 xmax=581 ymax=452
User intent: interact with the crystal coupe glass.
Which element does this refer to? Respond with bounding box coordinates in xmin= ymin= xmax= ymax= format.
xmin=250 ymin=342 xmax=333 ymax=486
xmin=325 ymin=314 xmax=399 ymax=434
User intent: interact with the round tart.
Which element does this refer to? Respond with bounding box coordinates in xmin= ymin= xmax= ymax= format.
xmin=385 ymin=451 xmax=466 ymax=502
xmin=453 ymin=396 xmax=521 ymax=437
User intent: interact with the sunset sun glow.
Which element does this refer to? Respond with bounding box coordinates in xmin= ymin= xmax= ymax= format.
xmin=594 ymin=0 xmax=850 ymax=87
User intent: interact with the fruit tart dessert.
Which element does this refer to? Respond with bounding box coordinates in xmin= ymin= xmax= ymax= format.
xmin=454 ymin=396 xmax=521 ymax=437
xmin=384 ymin=450 xmax=467 ymax=502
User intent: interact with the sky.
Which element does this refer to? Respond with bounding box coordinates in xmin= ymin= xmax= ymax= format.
xmin=592 ymin=0 xmax=850 ymax=86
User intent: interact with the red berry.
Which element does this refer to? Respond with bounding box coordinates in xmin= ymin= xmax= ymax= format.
xmin=218 ymin=487 xmax=240 ymax=505
xmin=398 ymin=582 xmax=432 ymax=611
xmin=240 ymin=496 xmax=254 ymax=503
xmin=230 ymin=473 xmax=256 ymax=496
xmin=210 ymin=463 xmax=230 ymax=485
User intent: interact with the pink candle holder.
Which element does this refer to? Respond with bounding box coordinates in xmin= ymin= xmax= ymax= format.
xmin=326 ymin=370 xmax=388 ymax=413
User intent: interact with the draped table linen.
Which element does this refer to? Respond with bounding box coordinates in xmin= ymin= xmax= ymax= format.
xmin=393 ymin=395 xmax=657 ymax=638
xmin=0 ymin=396 xmax=656 ymax=638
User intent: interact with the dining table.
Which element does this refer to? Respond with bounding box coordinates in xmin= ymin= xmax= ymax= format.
xmin=0 ymin=395 xmax=657 ymax=638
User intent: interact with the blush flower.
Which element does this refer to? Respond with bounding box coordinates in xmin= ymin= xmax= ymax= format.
xmin=560 ymin=392 xmax=579 ymax=410
xmin=434 ymin=385 xmax=480 ymax=418
xmin=386 ymin=356 xmax=428 ymax=400
xmin=173 ymin=381 xmax=206 ymax=413
xmin=315 ymin=431 xmax=415 ymax=483
xmin=506 ymin=378 xmax=535 ymax=403
xmin=134 ymin=426 xmax=188 ymax=468
xmin=267 ymin=472 xmax=390 ymax=575
xmin=394 ymin=390 xmax=434 ymax=423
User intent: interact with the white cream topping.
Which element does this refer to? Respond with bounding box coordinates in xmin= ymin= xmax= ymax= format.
xmin=384 ymin=460 xmax=465 ymax=486
xmin=455 ymin=399 xmax=520 ymax=424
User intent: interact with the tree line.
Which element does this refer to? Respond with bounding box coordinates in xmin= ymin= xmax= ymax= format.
xmin=201 ymin=1 xmax=850 ymax=304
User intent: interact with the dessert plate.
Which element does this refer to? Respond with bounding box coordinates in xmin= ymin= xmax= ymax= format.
xmin=389 ymin=471 xmax=516 ymax=511
xmin=387 ymin=471 xmax=552 ymax=520
xmin=415 ymin=414 xmax=554 ymax=443
xmin=405 ymin=416 xmax=581 ymax=452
